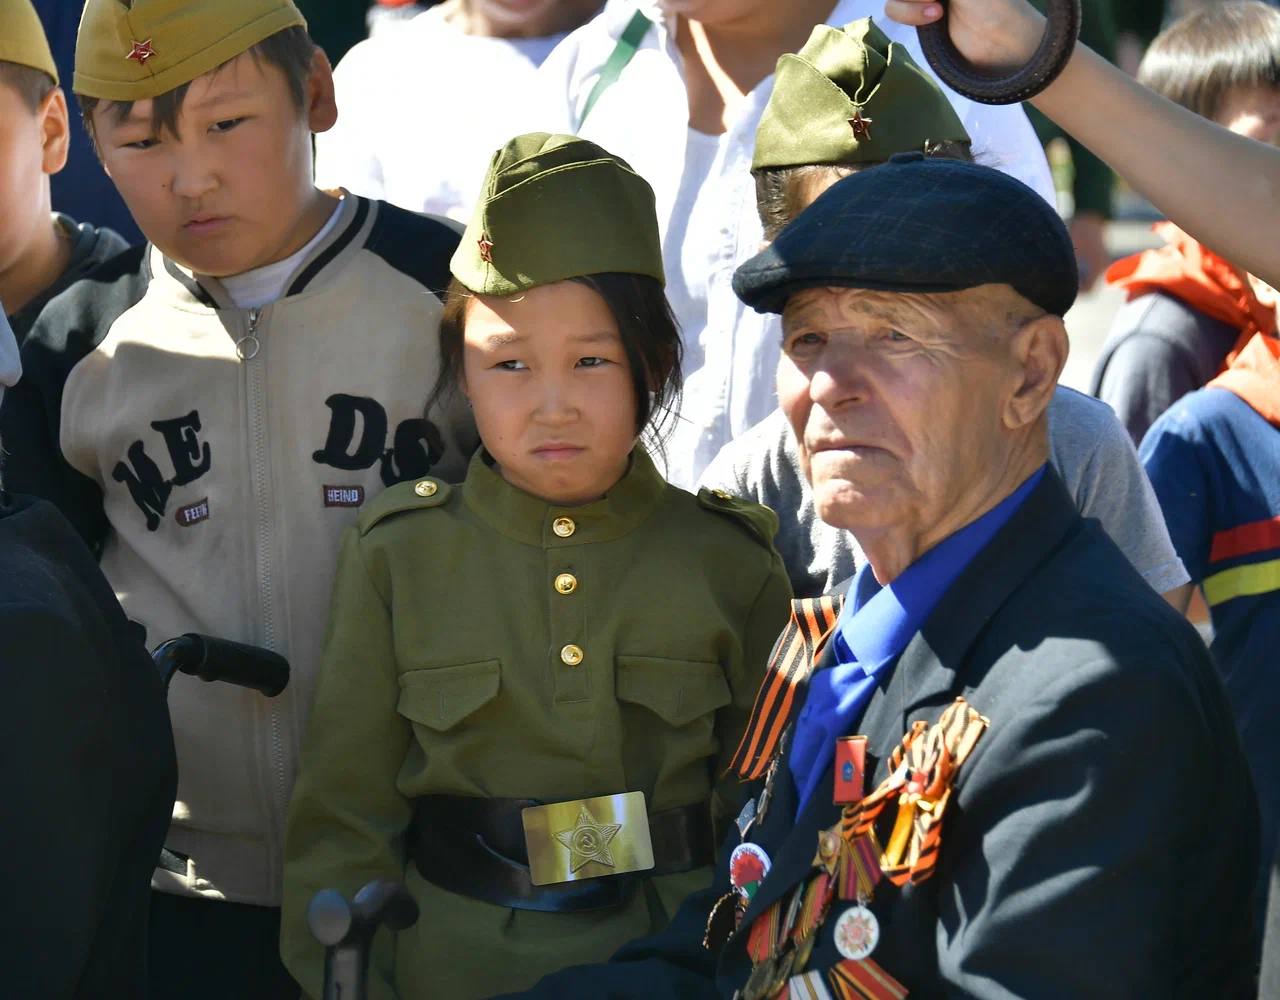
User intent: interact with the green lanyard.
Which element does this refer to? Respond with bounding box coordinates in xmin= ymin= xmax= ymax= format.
xmin=577 ymin=9 xmax=655 ymax=131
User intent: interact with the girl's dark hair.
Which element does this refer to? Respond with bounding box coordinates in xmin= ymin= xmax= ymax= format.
xmin=433 ymin=272 xmax=684 ymax=449
xmin=753 ymin=140 xmax=974 ymax=241
xmin=77 ymin=26 xmax=316 ymax=145
xmin=1138 ymin=1 xmax=1280 ymax=122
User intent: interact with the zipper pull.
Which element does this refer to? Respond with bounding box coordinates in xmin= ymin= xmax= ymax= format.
xmin=236 ymin=308 xmax=262 ymax=361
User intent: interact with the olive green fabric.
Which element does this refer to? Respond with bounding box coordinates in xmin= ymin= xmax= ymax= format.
xmin=281 ymin=447 xmax=791 ymax=1000
xmin=452 ymin=132 xmax=664 ymax=297
xmin=0 ymin=0 xmax=58 ymax=84
xmin=74 ymin=0 xmax=306 ymax=101
xmin=752 ymin=17 xmax=969 ymax=172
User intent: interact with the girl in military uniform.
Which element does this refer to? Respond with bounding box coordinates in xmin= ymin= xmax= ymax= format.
xmin=281 ymin=133 xmax=792 ymax=999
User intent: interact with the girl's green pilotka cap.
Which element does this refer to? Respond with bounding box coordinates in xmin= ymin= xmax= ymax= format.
xmin=452 ymin=132 xmax=665 ymax=298
xmin=73 ymin=0 xmax=306 ymax=101
xmin=752 ymin=18 xmax=970 ymax=172
xmin=0 ymin=0 xmax=59 ymax=84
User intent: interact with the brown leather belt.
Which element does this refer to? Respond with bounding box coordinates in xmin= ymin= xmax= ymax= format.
xmin=409 ymin=795 xmax=714 ymax=913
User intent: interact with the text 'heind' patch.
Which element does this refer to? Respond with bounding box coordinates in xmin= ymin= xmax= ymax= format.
xmin=175 ymin=498 xmax=210 ymax=527
xmin=324 ymin=485 xmax=366 ymax=509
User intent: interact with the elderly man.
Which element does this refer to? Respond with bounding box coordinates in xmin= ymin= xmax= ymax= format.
xmin=504 ymin=155 xmax=1256 ymax=998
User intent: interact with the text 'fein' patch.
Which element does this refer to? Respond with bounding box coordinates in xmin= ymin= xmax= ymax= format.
xmin=175 ymin=498 xmax=210 ymax=527
xmin=324 ymin=485 xmax=366 ymax=509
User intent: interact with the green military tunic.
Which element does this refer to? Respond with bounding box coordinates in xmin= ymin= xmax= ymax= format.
xmin=281 ymin=448 xmax=792 ymax=998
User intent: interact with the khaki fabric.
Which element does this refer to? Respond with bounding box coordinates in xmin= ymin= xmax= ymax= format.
xmin=752 ymin=17 xmax=969 ymax=171
xmin=0 ymin=0 xmax=57 ymax=83
xmin=281 ymin=448 xmax=792 ymax=999
xmin=452 ymin=131 xmax=664 ymax=297
xmin=74 ymin=0 xmax=306 ymax=100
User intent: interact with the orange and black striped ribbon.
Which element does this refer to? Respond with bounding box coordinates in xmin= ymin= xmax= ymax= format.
xmin=847 ymin=700 xmax=989 ymax=887
xmin=729 ymin=596 xmax=843 ymax=781
xmin=828 ymin=957 xmax=909 ymax=1000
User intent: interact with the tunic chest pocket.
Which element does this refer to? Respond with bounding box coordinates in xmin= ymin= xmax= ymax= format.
xmin=397 ymin=660 xmax=501 ymax=732
xmin=615 ymin=657 xmax=731 ymax=726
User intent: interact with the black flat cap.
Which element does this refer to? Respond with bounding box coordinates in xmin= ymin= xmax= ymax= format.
xmin=733 ymin=152 xmax=1078 ymax=316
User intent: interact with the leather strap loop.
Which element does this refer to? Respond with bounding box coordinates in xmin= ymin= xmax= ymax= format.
xmin=917 ymin=0 xmax=1081 ymax=106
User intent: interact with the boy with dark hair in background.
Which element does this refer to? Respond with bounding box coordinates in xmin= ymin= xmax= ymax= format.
xmin=1 ymin=1 xmax=477 ymax=995
xmin=0 ymin=0 xmax=127 ymax=343
xmin=1092 ymin=1 xmax=1280 ymax=444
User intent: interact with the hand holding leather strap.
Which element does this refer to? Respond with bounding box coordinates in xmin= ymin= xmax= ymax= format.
xmin=917 ymin=0 xmax=1081 ymax=106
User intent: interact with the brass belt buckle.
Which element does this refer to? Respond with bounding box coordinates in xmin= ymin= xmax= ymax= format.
xmin=522 ymin=792 xmax=656 ymax=886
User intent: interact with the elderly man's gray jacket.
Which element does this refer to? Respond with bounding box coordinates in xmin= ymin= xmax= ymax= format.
xmin=505 ymin=469 xmax=1259 ymax=999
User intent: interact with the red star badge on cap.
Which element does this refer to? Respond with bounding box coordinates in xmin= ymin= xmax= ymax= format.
xmin=848 ymin=109 xmax=874 ymax=141
xmin=477 ymin=235 xmax=495 ymax=264
xmin=126 ymin=39 xmax=157 ymax=65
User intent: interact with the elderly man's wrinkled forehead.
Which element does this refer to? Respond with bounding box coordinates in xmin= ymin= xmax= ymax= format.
xmin=781 ymin=283 xmax=1046 ymax=337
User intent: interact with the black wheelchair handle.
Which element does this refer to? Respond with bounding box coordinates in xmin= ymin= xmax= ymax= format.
xmin=917 ymin=0 xmax=1082 ymax=106
xmin=153 ymin=633 xmax=290 ymax=697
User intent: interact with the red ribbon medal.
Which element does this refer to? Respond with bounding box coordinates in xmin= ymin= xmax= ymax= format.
xmin=834 ymin=736 xmax=867 ymax=804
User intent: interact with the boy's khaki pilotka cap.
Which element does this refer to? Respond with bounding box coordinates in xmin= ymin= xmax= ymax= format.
xmin=452 ymin=132 xmax=664 ymax=297
xmin=73 ymin=0 xmax=306 ymax=101
xmin=752 ymin=18 xmax=970 ymax=172
xmin=0 ymin=0 xmax=59 ymax=85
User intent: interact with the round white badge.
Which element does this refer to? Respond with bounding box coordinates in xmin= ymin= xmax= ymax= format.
xmin=833 ymin=904 xmax=880 ymax=961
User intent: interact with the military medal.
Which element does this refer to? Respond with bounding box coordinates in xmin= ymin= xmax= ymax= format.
xmin=730 ymin=843 xmax=771 ymax=901
xmin=703 ymin=891 xmax=740 ymax=951
xmin=833 ymin=904 xmax=880 ymax=961
xmin=833 ymin=735 xmax=866 ymax=804
xmin=736 ymin=797 xmax=758 ymax=841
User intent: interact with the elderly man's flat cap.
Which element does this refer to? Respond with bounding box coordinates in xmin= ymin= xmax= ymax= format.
xmin=733 ymin=153 xmax=1078 ymax=316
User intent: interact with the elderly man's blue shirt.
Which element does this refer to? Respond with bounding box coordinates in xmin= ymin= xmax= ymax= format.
xmin=789 ymin=467 xmax=1047 ymax=810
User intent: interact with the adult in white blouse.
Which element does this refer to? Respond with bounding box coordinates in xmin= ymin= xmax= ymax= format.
xmin=529 ymin=0 xmax=1056 ymax=488
xmin=316 ymin=0 xmax=603 ymax=222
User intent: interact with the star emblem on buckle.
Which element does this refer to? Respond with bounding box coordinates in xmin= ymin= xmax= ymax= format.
xmin=477 ymin=234 xmax=495 ymax=264
xmin=848 ymin=108 xmax=874 ymax=140
xmin=126 ymin=39 xmax=157 ymax=65
xmin=554 ymin=806 xmax=622 ymax=873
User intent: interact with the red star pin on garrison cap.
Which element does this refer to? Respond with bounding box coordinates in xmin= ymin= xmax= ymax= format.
xmin=126 ymin=39 xmax=157 ymax=65
xmin=848 ymin=108 xmax=874 ymax=141
xmin=478 ymin=235 xmax=495 ymax=264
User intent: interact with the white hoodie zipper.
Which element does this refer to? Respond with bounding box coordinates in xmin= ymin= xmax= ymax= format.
xmin=243 ymin=306 xmax=289 ymax=883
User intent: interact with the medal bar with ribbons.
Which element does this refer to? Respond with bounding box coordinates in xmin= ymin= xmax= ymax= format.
xmin=722 ymin=698 xmax=989 ymax=999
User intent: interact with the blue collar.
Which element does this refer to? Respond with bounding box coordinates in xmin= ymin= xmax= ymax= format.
xmin=790 ymin=465 xmax=1047 ymax=810
xmin=833 ymin=465 xmax=1048 ymax=666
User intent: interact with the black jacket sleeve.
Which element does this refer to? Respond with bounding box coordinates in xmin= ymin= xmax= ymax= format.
xmin=3 ymin=604 xmax=119 ymax=996
xmin=0 ymin=247 xmax=148 ymax=554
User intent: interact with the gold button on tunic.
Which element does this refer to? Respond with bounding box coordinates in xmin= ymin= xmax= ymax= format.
xmin=555 ymin=573 xmax=578 ymax=595
xmin=560 ymin=643 xmax=585 ymax=666
xmin=552 ymin=516 xmax=576 ymax=538
xmin=414 ymin=480 xmax=438 ymax=498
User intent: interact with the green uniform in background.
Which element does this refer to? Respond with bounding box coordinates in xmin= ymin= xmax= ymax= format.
xmin=1026 ymin=0 xmax=1118 ymax=222
xmin=281 ymin=449 xmax=792 ymax=998
xmin=295 ymin=0 xmax=369 ymax=63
